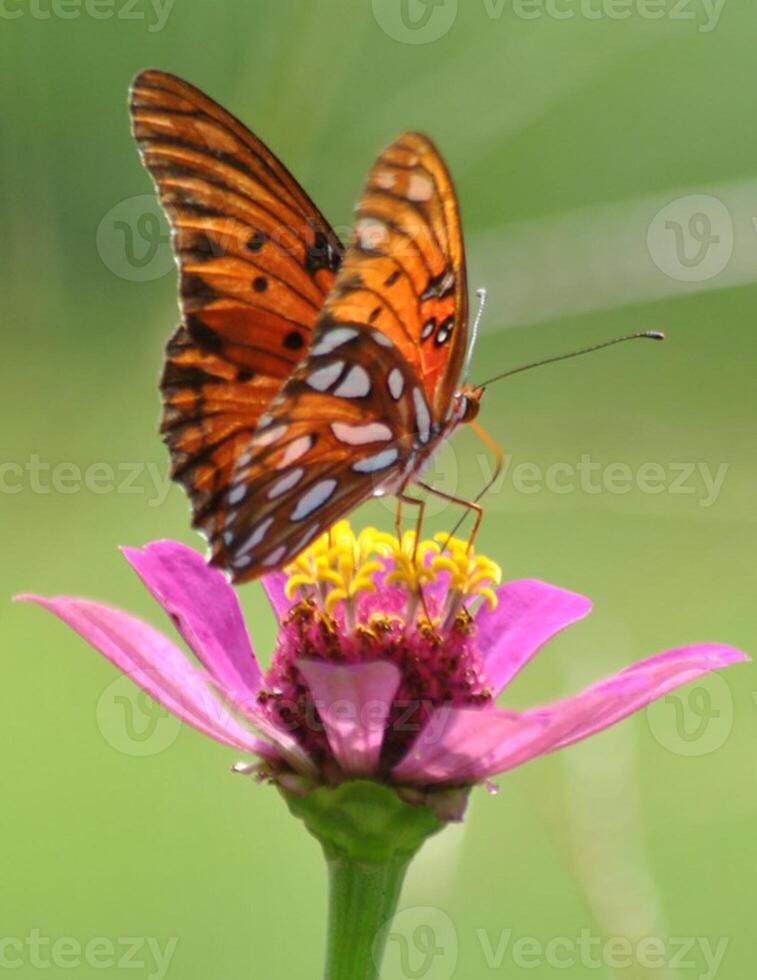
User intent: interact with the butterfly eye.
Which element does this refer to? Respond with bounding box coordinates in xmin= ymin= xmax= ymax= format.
xmin=459 ymin=393 xmax=480 ymax=423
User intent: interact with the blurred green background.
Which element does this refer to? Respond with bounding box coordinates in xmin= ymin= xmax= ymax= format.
xmin=3 ymin=1 xmax=756 ymax=977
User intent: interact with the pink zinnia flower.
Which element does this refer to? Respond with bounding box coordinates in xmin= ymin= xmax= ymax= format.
xmin=17 ymin=522 xmax=747 ymax=819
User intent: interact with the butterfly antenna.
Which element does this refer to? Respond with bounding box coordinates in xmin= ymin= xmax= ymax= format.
xmin=462 ymin=287 xmax=487 ymax=384
xmin=476 ymin=330 xmax=664 ymax=389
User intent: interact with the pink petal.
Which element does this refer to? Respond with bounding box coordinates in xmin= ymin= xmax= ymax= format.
xmin=261 ymin=572 xmax=290 ymax=622
xmin=479 ymin=643 xmax=749 ymax=779
xmin=476 ymin=579 xmax=592 ymax=695
xmin=17 ymin=594 xmax=273 ymax=757
xmin=122 ymin=541 xmax=262 ymax=696
xmin=391 ymin=704 xmax=548 ymax=784
xmin=296 ymin=659 xmax=401 ymax=776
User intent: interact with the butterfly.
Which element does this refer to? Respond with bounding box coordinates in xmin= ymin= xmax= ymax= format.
xmin=130 ymin=69 xmax=484 ymax=582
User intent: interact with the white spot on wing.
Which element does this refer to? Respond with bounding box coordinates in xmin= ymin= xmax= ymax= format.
xmin=333 ymin=365 xmax=371 ymax=399
xmin=387 ymin=368 xmax=404 ymax=400
xmin=331 ymin=421 xmax=392 ymax=445
xmin=407 ymin=174 xmax=434 ymax=202
xmin=375 ymin=170 xmax=396 ymax=190
xmin=290 ymin=478 xmax=338 ymax=521
xmin=306 ymin=361 xmax=344 ymax=392
xmin=227 ymin=483 xmax=247 ymax=506
xmin=276 ymin=435 xmax=313 ymax=469
xmin=263 ymin=545 xmax=287 ymax=567
xmin=357 ymin=218 xmax=388 ymax=251
xmin=292 ymin=524 xmax=321 ymax=555
xmin=352 ymin=448 xmax=399 ymax=474
xmin=252 ymin=424 xmax=288 ymax=447
xmin=372 ymin=330 xmax=394 ymax=348
xmin=311 ymin=327 xmax=359 ymax=356
xmin=267 ymin=467 xmax=305 ymax=499
xmin=237 ymin=516 xmax=274 ymax=554
xmin=413 ymin=387 xmax=431 ymax=444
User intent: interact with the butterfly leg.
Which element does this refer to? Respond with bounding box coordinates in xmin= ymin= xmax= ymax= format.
xmin=424 ymin=419 xmax=504 ymax=549
xmin=416 ymin=481 xmax=484 ymax=555
xmin=395 ymin=491 xmax=432 ymax=622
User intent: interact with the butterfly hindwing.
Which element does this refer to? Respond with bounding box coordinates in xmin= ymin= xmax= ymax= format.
xmin=212 ymin=134 xmax=469 ymax=580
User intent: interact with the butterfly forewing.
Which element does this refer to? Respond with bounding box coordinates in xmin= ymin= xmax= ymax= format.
xmin=129 ymin=69 xmax=343 ymax=541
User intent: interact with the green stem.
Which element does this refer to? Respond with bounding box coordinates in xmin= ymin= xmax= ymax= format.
xmin=324 ymin=853 xmax=410 ymax=980
xmin=280 ymin=780 xmax=458 ymax=980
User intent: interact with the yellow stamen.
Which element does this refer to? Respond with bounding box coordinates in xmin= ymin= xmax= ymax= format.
xmin=282 ymin=520 xmax=502 ymax=620
xmin=431 ymin=532 xmax=502 ymax=610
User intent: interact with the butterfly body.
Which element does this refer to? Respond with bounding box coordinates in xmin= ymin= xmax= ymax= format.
xmin=130 ymin=69 xmax=477 ymax=581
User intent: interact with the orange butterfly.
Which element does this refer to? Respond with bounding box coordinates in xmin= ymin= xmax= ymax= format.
xmin=130 ymin=69 xmax=485 ymax=582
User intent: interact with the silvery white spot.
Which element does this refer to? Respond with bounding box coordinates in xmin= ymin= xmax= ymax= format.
xmin=267 ymin=467 xmax=305 ymax=499
xmin=227 ymin=483 xmax=248 ymax=506
xmin=277 ymin=435 xmax=313 ymax=469
xmin=331 ymin=421 xmax=393 ymax=445
xmin=436 ymin=322 xmax=451 ymax=344
xmin=372 ymin=330 xmax=393 ymax=348
xmin=387 ymin=368 xmax=404 ymax=400
xmin=306 ymin=361 xmax=344 ymax=392
xmin=352 ymin=448 xmax=399 ymax=473
xmin=413 ymin=387 xmax=431 ymax=444
xmin=236 ymin=451 xmax=252 ymax=469
xmin=292 ymin=524 xmax=320 ymax=554
xmin=334 ymin=365 xmax=371 ymax=398
xmin=232 ymin=555 xmax=253 ymax=569
xmin=238 ymin=516 xmax=274 ymax=554
xmin=421 ymin=319 xmax=435 ymax=340
xmin=290 ymin=478 xmax=338 ymax=521
xmin=262 ymin=545 xmax=287 ymax=567
xmin=252 ymin=424 xmax=288 ymax=447
xmin=258 ymin=413 xmax=273 ymax=428
xmin=311 ymin=327 xmax=359 ymax=356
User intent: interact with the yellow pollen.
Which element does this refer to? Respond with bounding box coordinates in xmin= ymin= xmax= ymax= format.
xmin=283 ymin=520 xmax=501 ymax=616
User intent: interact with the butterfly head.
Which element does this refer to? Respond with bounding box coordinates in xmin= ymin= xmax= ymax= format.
xmin=455 ymin=385 xmax=484 ymax=425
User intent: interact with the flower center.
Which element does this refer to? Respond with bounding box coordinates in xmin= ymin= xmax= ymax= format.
xmin=258 ymin=522 xmax=501 ymax=778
